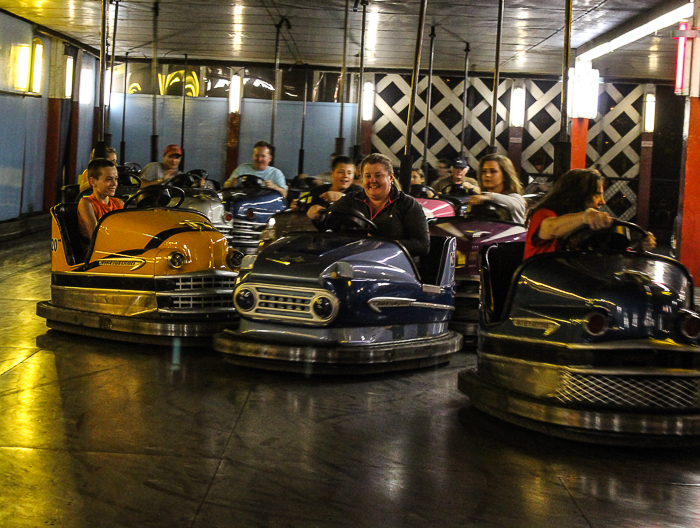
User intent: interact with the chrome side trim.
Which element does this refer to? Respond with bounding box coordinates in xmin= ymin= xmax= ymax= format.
xmin=367 ymin=296 xmax=454 ymax=313
xmin=480 ymin=332 xmax=700 ymax=351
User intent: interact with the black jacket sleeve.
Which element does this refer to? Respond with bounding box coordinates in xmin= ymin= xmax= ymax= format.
xmin=394 ymin=193 xmax=430 ymax=257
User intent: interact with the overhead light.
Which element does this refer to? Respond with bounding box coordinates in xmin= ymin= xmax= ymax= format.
xmin=577 ymin=1 xmax=694 ymax=62
xmin=31 ymin=40 xmax=43 ymax=92
xmin=568 ymin=61 xmax=600 ymax=119
xmin=675 ymin=21 xmax=688 ymax=94
xmin=510 ymin=82 xmax=526 ymax=127
xmin=362 ymin=81 xmax=374 ymax=121
xmin=643 ymin=91 xmax=656 ymax=133
xmin=229 ymin=73 xmax=242 ymax=113
xmin=65 ymin=56 xmax=74 ymax=98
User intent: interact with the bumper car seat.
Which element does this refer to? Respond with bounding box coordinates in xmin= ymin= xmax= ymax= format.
xmin=480 ymin=241 xmax=524 ymax=324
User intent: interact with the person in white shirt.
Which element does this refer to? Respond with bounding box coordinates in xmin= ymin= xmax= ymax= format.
xmin=224 ymin=141 xmax=287 ymax=198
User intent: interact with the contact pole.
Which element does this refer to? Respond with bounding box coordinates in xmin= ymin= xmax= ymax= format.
xmin=460 ymin=43 xmax=470 ymax=158
xmin=554 ymin=0 xmax=573 ymax=176
xmin=105 ymin=0 xmax=119 ymax=146
xmin=422 ymin=26 xmax=436 ymax=178
xmin=298 ymin=66 xmax=309 ymax=174
xmin=95 ymin=0 xmax=108 ymax=157
xmin=180 ymin=53 xmax=187 ymax=170
xmin=354 ymin=0 xmax=369 ymax=161
xmin=489 ymin=0 xmax=505 ymax=153
xmin=336 ymin=0 xmax=350 ymax=157
xmin=271 ymin=17 xmax=291 ymax=155
xmin=399 ymin=0 xmax=429 ymax=192
xmin=150 ymin=1 xmax=159 ymax=162
xmin=120 ymin=52 xmax=128 ymax=161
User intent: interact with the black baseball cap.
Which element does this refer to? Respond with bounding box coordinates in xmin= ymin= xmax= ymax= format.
xmin=453 ymin=158 xmax=468 ymax=169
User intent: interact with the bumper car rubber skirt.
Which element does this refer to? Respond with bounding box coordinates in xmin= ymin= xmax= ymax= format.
xmin=214 ymin=329 xmax=463 ymax=374
xmin=459 ymin=368 xmax=700 ymax=446
xmin=36 ymin=301 xmax=238 ymax=346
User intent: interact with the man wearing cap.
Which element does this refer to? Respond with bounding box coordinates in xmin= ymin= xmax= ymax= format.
xmin=224 ymin=140 xmax=288 ymax=198
xmin=432 ymin=157 xmax=480 ymax=194
xmin=140 ymin=144 xmax=183 ymax=187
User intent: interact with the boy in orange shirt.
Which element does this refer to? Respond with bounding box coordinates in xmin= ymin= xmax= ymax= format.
xmin=78 ymin=158 xmax=124 ymax=242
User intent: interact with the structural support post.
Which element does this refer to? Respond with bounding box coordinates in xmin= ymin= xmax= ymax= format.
xmin=298 ymin=66 xmax=309 ymax=175
xmin=488 ymin=0 xmax=505 ymax=154
xmin=150 ymin=1 xmax=159 ymax=162
xmin=570 ymin=118 xmax=588 ymax=169
xmin=399 ymin=0 xmax=429 ymax=192
xmin=460 ymin=43 xmax=471 ymax=159
xmin=422 ymin=26 xmax=436 ymax=177
xmin=554 ymin=0 xmax=573 ymax=177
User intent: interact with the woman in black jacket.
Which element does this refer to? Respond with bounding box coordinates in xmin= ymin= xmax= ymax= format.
xmin=310 ymin=153 xmax=429 ymax=257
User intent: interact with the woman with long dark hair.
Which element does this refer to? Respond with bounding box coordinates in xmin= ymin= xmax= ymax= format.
xmin=524 ymin=168 xmax=655 ymax=259
xmin=467 ymin=154 xmax=526 ymax=223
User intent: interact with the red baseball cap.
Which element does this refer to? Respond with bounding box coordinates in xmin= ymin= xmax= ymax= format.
xmin=163 ymin=144 xmax=182 ymax=157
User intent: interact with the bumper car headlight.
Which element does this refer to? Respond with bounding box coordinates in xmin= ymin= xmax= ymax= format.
xmin=166 ymin=251 xmax=187 ymax=269
xmin=235 ymin=288 xmax=256 ymax=311
xmin=226 ymin=249 xmax=244 ymax=269
xmin=583 ymin=312 xmax=608 ymax=337
xmin=681 ymin=311 xmax=700 ymax=339
xmin=312 ymin=296 xmax=335 ymax=319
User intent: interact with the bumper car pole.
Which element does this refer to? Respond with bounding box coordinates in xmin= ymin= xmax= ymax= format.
xmin=460 ymin=43 xmax=470 ymax=159
xmin=150 ymin=1 xmax=159 ymax=162
xmin=120 ymin=52 xmax=128 ymax=162
xmin=399 ymin=0 xmax=428 ymax=192
xmin=94 ymin=0 xmax=109 ymax=158
xmin=422 ymin=26 xmax=436 ymax=178
xmin=353 ymin=0 xmax=368 ymax=162
xmin=487 ymin=0 xmax=504 ymax=155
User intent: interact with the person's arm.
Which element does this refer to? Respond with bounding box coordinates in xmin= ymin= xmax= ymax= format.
xmin=470 ymin=192 xmax=527 ymax=223
xmin=77 ymin=198 xmax=98 ymax=241
xmin=265 ymin=170 xmax=288 ymax=198
xmin=223 ymin=166 xmax=242 ymax=189
xmin=538 ymin=207 xmax=612 ymax=240
xmin=265 ymin=180 xmax=287 ymax=198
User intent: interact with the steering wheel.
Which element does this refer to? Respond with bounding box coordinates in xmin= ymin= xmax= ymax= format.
xmin=409 ymin=184 xmax=436 ymax=199
xmin=318 ymin=208 xmax=378 ymax=235
xmin=442 ymin=183 xmax=477 ymax=197
xmin=463 ymin=202 xmax=513 ymax=222
xmin=118 ymin=171 xmax=141 ymax=187
xmin=167 ymin=172 xmax=205 ymax=189
xmin=562 ymin=219 xmax=649 ymax=252
xmin=123 ymin=186 xmax=186 ymax=209
xmin=240 ymin=175 xmax=266 ymax=190
xmin=295 ymin=193 xmax=314 ymax=212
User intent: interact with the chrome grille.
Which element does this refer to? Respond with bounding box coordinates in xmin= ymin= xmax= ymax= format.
xmin=172 ymin=276 xmax=237 ymax=291
xmin=169 ymin=295 xmax=235 ymax=309
xmin=256 ymin=287 xmax=315 ymax=319
xmin=556 ymin=372 xmax=700 ymax=409
xmin=236 ymin=283 xmax=339 ymax=324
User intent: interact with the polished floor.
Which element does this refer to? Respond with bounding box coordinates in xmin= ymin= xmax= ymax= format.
xmin=2 ymin=230 xmax=700 ymax=528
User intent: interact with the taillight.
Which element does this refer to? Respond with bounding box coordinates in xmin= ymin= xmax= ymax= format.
xmin=224 ymin=212 xmax=233 ymax=223
xmin=681 ymin=311 xmax=700 ymax=339
xmin=583 ymin=312 xmax=608 ymax=336
xmin=245 ymin=208 xmax=256 ymax=220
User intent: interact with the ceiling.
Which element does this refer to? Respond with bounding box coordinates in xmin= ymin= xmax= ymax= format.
xmin=0 ymin=0 xmax=685 ymax=80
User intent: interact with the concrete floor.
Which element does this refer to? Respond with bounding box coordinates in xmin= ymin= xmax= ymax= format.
xmin=3 ymin=230 xmax=700 ymax=527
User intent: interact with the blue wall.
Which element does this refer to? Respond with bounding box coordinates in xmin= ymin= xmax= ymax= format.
xmin=0 ymin=13 xmax=49 ymax=221
xmin=108 ymin=95 xmax=359 ymax=183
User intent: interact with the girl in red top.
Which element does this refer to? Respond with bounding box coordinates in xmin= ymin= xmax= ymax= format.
xmin=78 ymin=158 xmax=124 ymax=242
xmin=524 ymin=168 xmax=655 ymax=259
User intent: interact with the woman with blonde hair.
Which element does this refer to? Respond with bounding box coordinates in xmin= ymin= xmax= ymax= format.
xmin=467 ymin=153 xmax=526 ymax=223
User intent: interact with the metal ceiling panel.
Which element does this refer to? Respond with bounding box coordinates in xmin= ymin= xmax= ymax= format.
xmin=0 ymin=0 xmax=682 ymax=79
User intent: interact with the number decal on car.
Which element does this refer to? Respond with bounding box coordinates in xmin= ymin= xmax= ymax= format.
xmin=51 ymin=238 xmax=58 ymax=252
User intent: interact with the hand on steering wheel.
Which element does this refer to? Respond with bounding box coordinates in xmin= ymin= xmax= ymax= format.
xmin=317 ymin=208 xmax=378 ymax=235
xmin=562 ymin=219 xmax=651 ymax=252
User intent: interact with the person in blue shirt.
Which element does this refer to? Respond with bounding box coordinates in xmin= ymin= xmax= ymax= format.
xmin=224 ymin=140 xmax=288 ymax=197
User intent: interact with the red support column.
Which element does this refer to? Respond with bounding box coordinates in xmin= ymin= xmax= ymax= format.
xmin=43 ymin=99 xmax=62 ymax=211
xmin=361 ymin=120 xmax=372 ymax=156
xmin=507 ymin=126 xmax=523 ymax=179
xmin=570 ymin=118 xmax=588 ymax=169
xmin=679 ymin=97 xmax=700 ymax=279
xmin=225 ymin=112 xmax=241 ymax=180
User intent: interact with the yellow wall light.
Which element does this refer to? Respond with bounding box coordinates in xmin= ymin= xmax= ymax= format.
xmin=31 ymin=40 xmax=43 ymax=93
xmin=14 ymin=44 xmax=31 ymax=91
